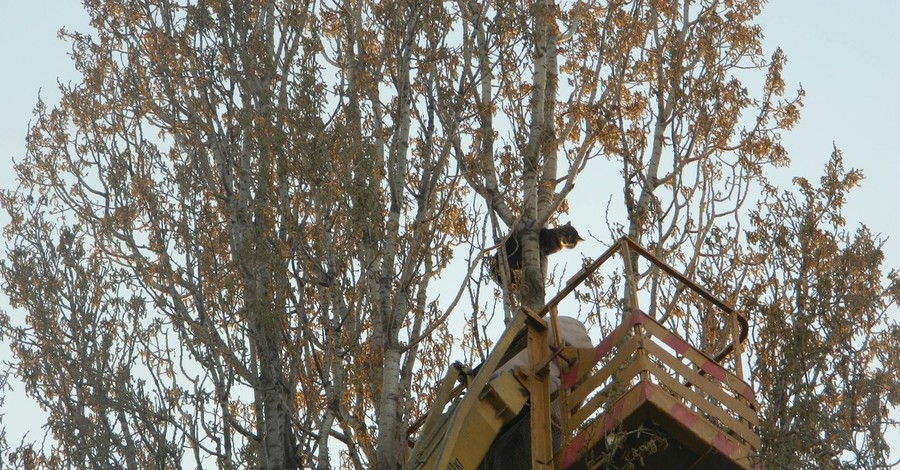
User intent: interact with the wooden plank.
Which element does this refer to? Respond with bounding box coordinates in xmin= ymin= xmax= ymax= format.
xmin=432 ymin=371 xmax=531 ymax=470
xmin=569 ymin=353 xmax=648 ymax=427
xmin=527 ymin=317 xmax=554 ymax=470
xmin=730 ymin=310 xmax=745 ymax=380
xmin=415 ymin=367 xmax=465 ymax=437
xmin=556 ymin=346 xmax=600 ymax=399
xmin=639 ymin=383 xmax=761 ymax=469
xmin=405 ymin=366 xmax=465 ymax=468
xmin=646 ymin=359 xmax=758 ymax=448
xmin=405 ymin=401 xmax=456 ymax=470
xmin=561 ymin=309 xmax=639 ymax=391
xmin=557 ymin=381 xmax=761 ymax=470
xmin=620 ymin=240 xmax=640 ymax=311
xmin=431 ymin=310 xmax=528 ymax=470
xmin=639 ymin=313 xmax=759 ymax=409
xmin=567 ymin=335 xmax=640 ymax=408
xmin=556 ymin=381 xmax=652 ymax=470
xmin=644 ymin=361 xmax=761 ymax=449
xmin=643 ymin=340 xmax=758 ymax=426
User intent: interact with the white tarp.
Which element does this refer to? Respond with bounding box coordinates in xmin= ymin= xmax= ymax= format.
xmin=493 ymin=315 xmax=594 ymax=394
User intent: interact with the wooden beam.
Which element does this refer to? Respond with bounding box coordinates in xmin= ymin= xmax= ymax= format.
xmin=527 ymin=316 xmax=554 ymax=470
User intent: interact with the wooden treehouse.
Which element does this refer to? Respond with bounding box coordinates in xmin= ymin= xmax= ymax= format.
xmin=405 ymin=238 xmax=761 ymax=470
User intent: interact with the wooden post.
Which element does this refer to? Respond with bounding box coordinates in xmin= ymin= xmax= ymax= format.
xmin=731 ymin=310 xmax=745 ymax=380
xmin=620 ymin=240 xmax=640 ymax=314
xmin=525 ymin=309 xmax=554 ymax=470
xmin=548 ymin=305 xmax=569 ymax=448
xmin=619 ymin=242 xmax=650 ymax=383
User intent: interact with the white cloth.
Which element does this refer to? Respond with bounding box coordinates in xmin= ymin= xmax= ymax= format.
xmin=493 ymin=316 xmax=593 ymax=394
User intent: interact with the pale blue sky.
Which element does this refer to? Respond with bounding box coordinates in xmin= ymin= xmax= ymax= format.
xmin=1 ymin=0 xmax=898 ymax=462
xmin=0 ymin=0 xmax=90 ymax=447
xmin=757 ymin=1 xmax=900 ymax=251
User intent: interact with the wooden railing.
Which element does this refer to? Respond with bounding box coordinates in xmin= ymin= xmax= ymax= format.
xmin=554 ymin=308 xmax=760 ymax=469
xmin=407 ymin=237 xmax=758 ymax=469
xmin=541 ymin=237 xmax=749 ymax=374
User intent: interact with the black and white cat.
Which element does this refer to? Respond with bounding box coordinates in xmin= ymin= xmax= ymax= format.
xmin=491 ymin=222 xmax=584 ymax=283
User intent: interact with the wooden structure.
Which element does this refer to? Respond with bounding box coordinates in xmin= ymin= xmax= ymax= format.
xmin=405 ymin=238 xmax=760 ymax=470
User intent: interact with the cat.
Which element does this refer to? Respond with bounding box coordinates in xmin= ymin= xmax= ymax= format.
xmin=491 ymin=222 xmax=584 ymax=284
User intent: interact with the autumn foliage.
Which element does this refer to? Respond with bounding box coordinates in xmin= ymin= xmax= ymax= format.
xmin=0 ymin=1 xmax=896 ymax=469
